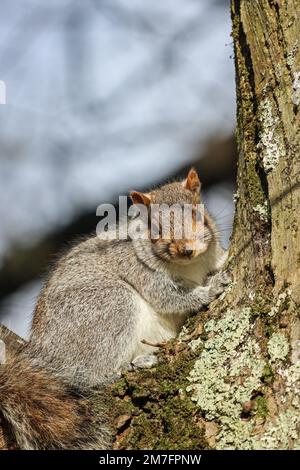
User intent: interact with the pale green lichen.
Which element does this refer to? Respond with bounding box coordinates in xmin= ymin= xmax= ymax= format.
xmin=286 ymin=363 xmax=300 ymax=396
xmin=292 ymin=71 xmax=300 ymax=107
xmin=189 ymin=337 xmax=203 ymax=352
xmin=258 ymin=358 xmax=300 ymax=449
xmin=185 ymin=307 xmax=300 ymax=448
xmin=248 ymin=291 xmax=255 ymax=301
xmin=257 ymin=346 xmax=300 ymax=448
xmin=278 ymin=363 xmax=300 ymax=407
xmin=268 ymin=290 xmax=291 ymax=317
xmin=253 ymin=201 xmax=269 ymax=222
xmin=258 ymin=410 xmax=300 ymax=449
xmin=287 ymin=40 xmax=298 ymax=68
xmin=185 ymin=295 xmax=299 ymax=448
xmin=256 ymin=363 xmax=300 ymax=448
xmin=257 ymin=97 xmax=286 ymax=172
xmin=268 ymin=333 xmax=289 ymax=362
xmin=217 ymin=418 xmax=253 ymax=450
xmin=233 ymin=190 xmax=240 ymax=204
xmin=186 ymin=308 xmax=266 ymax=449
xmin=178 ymin=325 xmax=189 ymax=341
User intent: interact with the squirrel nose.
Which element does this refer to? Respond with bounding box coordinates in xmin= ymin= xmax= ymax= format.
xmin=183 ymin=249 xmax=193 ymax=257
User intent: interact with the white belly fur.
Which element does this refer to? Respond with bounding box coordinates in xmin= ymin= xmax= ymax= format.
xmin=132 ymin=295 xmax=187 ymax=358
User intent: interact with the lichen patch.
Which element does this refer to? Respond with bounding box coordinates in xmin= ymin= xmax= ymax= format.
xmin=186 ymin=306 xmax=299 ymax=449
xmin=257 ymin=97 xmax=285 ymax=172
xmin=292 ymin=71 xmax=300 ymax=107
xmin=186 ymin=308 xmax=266 ymax=449
xmin=253 ymin=201 xmax=269 ymax=222
xmin=268 ymin=333 xmax=289 ymax=362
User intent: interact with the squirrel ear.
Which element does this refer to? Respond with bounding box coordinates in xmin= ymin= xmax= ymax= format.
xmin=130 ymin=191 xmax=152 ymax=206
xmin=183 ymin=168 xmax=201 ymax=194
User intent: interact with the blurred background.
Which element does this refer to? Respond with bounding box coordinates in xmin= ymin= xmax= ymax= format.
xmin=0 ymin=0 xmax=236 ymax=339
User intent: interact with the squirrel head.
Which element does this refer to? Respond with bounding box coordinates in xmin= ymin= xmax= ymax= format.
xmin=130 ymin=168 xmax=216 ymax=265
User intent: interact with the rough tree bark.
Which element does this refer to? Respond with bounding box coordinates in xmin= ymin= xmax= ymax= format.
xmin=0 ymin=0 xmax=299 ymax=450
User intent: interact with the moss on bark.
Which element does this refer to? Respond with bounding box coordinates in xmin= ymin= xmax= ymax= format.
xmin=106 ymin=330 xmax=208 ymax=450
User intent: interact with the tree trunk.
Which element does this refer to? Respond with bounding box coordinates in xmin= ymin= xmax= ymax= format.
xmin=0 ymin=0 xmax=299 ymax=450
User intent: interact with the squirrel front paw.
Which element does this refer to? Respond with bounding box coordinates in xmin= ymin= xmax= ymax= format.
xmin=207 ymin=270 xmax=231 ymax=299
xmin=192 ymin=271 xmax=230 ymax=308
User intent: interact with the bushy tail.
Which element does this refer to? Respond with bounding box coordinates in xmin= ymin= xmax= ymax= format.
xmin=0 ymin=354 xmax=109 ymax=449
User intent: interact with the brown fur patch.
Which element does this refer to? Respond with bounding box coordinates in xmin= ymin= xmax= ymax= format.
xmin=0 ymin=354 xmax=109 ymax=449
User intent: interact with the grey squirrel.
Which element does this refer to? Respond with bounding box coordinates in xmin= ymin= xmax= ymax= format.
xmin=0 ymin=168 xmax=229 ymax=449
